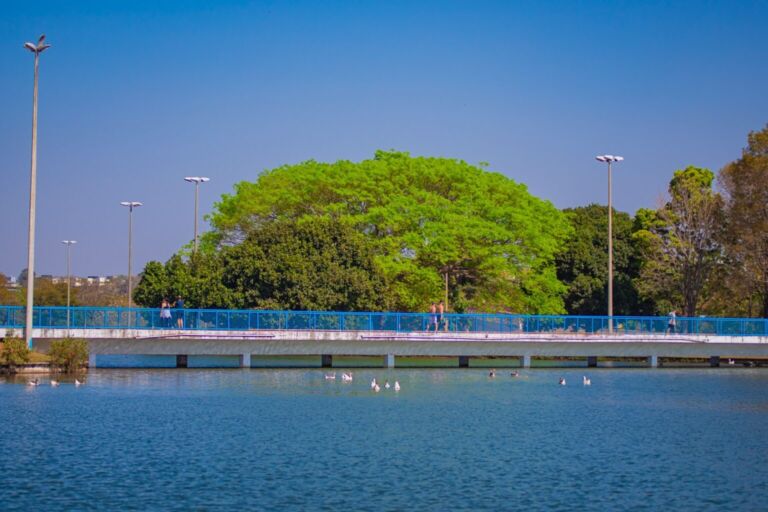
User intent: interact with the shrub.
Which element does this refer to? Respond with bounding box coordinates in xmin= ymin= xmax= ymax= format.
xmin=1 ymin=333 xmax=30 ymax=371
xmin=49 ymin=338 xmax=89 ymax=373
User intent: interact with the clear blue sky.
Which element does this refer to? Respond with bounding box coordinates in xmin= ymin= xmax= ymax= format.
xmin=1 ymin=0 xmax=766 ymax=278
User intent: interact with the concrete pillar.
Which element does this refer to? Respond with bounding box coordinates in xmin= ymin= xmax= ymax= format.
xmin=384 ymin=354 xmax=395 ymax=368
xmin=321 ymin=354 xmax=333 ymax=368
xmin=587 ymin=356 xmax=598 ymax=368
xmin=176 ymin=355 xmax=188 ymax=368
xmin=458 ymin=356 xmax=469 ymax=368
xmin=522 ymin=355 xmax=531 ymax=368
xmin=240 ymin=353 xmax=251 ymax=368
xmin=648 ymin=355 xmax=659 ymax=368
xmin=710 ymin=356 xmax=720 ymax=368
xmin=88 ymin=353 xmax=96 ymax=369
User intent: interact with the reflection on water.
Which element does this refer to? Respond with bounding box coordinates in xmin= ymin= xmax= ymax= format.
xmin=2 ymin=369 xmax=768 ymax=511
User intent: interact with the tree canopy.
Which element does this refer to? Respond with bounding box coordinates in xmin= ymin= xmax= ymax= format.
xmin=555 ymin=205 xmax=652 ymax=316
xmin=718 ymin=124 xmax=768 ymax=316
xmin=634 ymin=166 xmax=724 ymax=316
xmin=205 ymin=150 xmax=571 ymax=313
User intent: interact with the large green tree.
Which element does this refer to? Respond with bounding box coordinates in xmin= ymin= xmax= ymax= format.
xmin=221 ymin=218 xmax=390 ymax=311
xmin=555 ymin=205 xmax=652 ymax=316
xmin=133 ymin=252 xmax=233 ymax=309
xmin=719 ymin=124 xmax=768 ymax=317
xmin=634 ymin=166 xmax=724 ymax=316
xmin=208 ymin=151 xmax=571 ymax=313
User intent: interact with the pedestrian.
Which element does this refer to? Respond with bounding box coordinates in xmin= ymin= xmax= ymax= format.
xmin=437 ymin=300 xmax=445 ymax=332
xmin=174 ymin=295 xmax=185 ymax=329
xmin=667 ymin=310 xmax=677 ymax=334
xmin=428 ymin=302 xmax=437 ymax=332
xmin=160 ymin=298 xmax=172 ymax=328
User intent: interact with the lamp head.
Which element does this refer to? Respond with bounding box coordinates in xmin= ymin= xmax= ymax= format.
xmin=184 ymin=176 xmax=211 ymax=184
xmin=595 ymin=155 xmax=624 ymax=163
xmin=24 ymin=35 xmax=51 ymax=54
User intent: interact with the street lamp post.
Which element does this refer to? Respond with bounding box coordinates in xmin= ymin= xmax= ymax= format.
xmin=120 ymin=202 xmax=142 ymax=308
xmin=23 ymin=34 xmax=51 ymax=349
xmin=61 ymin=240 xmax=76 ymax=331
xmin=183 ymin=177 xmax=210 ymax=253
xmin=595 ymin=154 xmax=624 ymax=333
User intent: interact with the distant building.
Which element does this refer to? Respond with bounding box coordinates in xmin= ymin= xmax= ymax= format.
xmin=86 ymin=276 xmax=109 ymax=286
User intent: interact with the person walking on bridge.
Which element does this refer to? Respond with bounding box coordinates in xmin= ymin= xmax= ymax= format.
xmin=667 ymin=310 xmax=677 ymax=334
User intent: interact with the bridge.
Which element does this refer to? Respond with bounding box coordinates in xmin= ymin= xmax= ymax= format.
xmin=3 ymin=306 xmax=768 ymax=368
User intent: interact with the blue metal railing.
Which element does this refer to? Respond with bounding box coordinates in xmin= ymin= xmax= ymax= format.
xmin=0 ymin=305 xmax=767 ymax=336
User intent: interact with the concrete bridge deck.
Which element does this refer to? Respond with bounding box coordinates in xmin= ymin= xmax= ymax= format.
xmin=17 ymin=328 xmax=768 ymax=369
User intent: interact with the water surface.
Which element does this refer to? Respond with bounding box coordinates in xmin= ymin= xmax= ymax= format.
xmin=2 ymin=369 xmax=767 ymax=511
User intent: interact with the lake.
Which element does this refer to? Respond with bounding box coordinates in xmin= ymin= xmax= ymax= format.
xmin=2 ymin=368 xmax=767 ymax=511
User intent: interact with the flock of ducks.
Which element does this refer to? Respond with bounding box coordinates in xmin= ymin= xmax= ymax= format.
xmin=488 ymin=369 xmax=592 ymax=386
xmin=323 ymin=372 xmax=401 ymax=392
xmin=325 ymin=370 xmax=593 ymax=391
xmin=29 ymin=371 xmax=592 ymax=389
xmin=27 ymin=378 xmax=82 ymax=387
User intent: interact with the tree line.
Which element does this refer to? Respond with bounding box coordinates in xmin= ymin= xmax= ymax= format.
xmin=132 ymin=125 xmax=768 ymax=317
xmin=2 ymin=125 xmax=766 ymax=317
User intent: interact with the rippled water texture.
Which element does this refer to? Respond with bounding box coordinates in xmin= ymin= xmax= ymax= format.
xmin=2 ymin=369 xmax=768 ymax=511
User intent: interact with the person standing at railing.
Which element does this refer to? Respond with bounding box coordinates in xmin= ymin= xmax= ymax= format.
xmin=174 ymin=295 xmax=185 ymax=329
xmin=667 ymin=310 xmax=677 ymax=334
xmin=160 ymin=298 xmax=172 ymax=328
xmin=428 ymin=302 xmax=437 ymax=331
xmin=437 ymin=301 xmax=446 ymax=332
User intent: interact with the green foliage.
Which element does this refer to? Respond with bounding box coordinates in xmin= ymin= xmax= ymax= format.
xmin=1 ymin=333 xmax=30 ymax=369
xmin=634 ymin=166 xmax=724 ymax=316
xmin=136 ymin=218 xmax=391 ymax=311
xmin=555 ymin=204 xmax=654 ymax=315
xmin=207 ymin=151 xmax=571 ymax=313
xmin=133 ymin=253 xmax=234 ymax=309
xmin=48 ymin=338 xmax=89 ymax=373
xmin=222 ymin=217 xmax=391 ymax=311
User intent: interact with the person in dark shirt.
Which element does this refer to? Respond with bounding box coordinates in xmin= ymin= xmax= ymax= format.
xmin=174 ymin=295 xmax=185 ymax=329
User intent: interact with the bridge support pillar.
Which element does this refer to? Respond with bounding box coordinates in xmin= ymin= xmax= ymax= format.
xmin=384 ymin=354 xmax=395 ymax=368
xmin=522 ymin=355 xmax=531 ymax=368
xmin=240 ymin=353 xmax=251 ymax=368
xmin=710 ymin=356 xmax=720 ymax=368
xmin=88 ymin=353 xmax=96 ymax=369
xmin=648 ymin=355 xmax=659 ymax=368
xmin=458 ymin=356 xmax=469 ymax=368
xmin=176 ymin=355 xmax=188 ymax=368
xmin=587 ymin=356 xmax=598 ymax=368
xmin=321 ymin=355 xmax=333 ymax=368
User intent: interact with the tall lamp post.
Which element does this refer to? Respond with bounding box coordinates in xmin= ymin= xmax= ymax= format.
xmin=23 ymin=34 xmax=51 ymax=348
xmin=120 ymin=201 xmax=142 ymax=308
xmin=595 ymin=154 xmax=624 ymax=333
xmin=184 ymin=177 xmax=210 ymax=253
xmin=61 ymin=240 xmax=76 ymax=331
